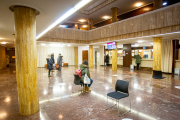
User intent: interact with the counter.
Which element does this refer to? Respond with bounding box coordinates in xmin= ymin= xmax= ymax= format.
xmin=175 ymin=60 xmax=180 ymax=69
xmin=132 ymin=58 xmax=153 ymax=68
xmin=109 ymin=58 xmax=123 ymax=65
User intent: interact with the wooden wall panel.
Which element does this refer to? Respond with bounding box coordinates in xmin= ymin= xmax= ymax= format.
xmin=0 ymin=46 xmax=6 ymax=69
xmin=123 ymin=44 xmax=132 ymax=67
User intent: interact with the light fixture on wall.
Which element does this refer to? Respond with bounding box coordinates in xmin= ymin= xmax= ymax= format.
xmin=135 ymin=3 xmax=142 ymax=7
xmin=138 ymin=41 xmax=143 ymax=43
xmin=83 ymin=25 xmax=87 ymax=28
xmin=1 ymin=42 xmax=6 ymax=44
xmin=36 ymin=0 xmax=92 ymax=39
xmin=163 ymin=2 xmax=167 ymax=6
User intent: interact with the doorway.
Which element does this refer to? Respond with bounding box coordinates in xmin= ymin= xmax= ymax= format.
xmin=82 ymin=50 xmax=88 ymax=62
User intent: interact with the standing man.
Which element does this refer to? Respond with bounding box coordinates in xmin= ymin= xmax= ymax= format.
xmin=46 ymin=54 xmax=53 ymax=77
xmin=57 ymin=53 xmax=63 ymax=71
xmin=135 ymin=54 xmax=142 ymax=70
xmin=105 ymin=54 xmax=109 ymax=66
xmin=51 ymin=53 xmax=55 ymax=70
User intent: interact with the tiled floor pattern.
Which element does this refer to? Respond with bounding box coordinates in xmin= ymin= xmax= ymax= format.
xmin=0 ymin=65 xmax=180 ymax=120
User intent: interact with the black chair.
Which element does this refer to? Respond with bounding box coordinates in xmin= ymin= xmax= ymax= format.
xmin=152 ymin=70 xmax=166 ymax=89
xmin=106 ymin=80 xmax=131 ymax=117
xmin=72 ymin=74 xmax=84 ymax=93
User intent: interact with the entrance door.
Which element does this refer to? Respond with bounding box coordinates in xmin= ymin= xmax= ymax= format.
xmin=82 ymin=50 xmax=88 ymax=62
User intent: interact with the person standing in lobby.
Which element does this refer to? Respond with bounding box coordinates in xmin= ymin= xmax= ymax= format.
xmin=47 ymin=54 xmax=53 ymax=77
xmin=57 ymin=53 xmax=63 ymax=71
xmin=105 ymin=54 xmax=109 ymax=66
xmin=135 ymin=54 xmax=142 ymax=70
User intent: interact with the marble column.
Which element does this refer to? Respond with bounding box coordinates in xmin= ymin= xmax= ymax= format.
xmin=14 ymin=6 xmax=39 ymax=116
xmin=75 ymin=23 xmax=78 ymax=29
xmin=112 ymin=43 xmax=117 ymax=70
xmin=74 ymin=47 xmax=78 ymax=66
xmin=0 ymin=46 xmax=6 ymax=69
xmin=88 ymin=19 xmax=93 ymax=30
xmin=154 ymin=0 xmax=163 ymax=10
xmin=89 ymin=45 xmax=93 ymax=67
xmin=153 ymin=37 xmax=162 ymax=71
xmin=111 ymin=7 xmax=118 ymax=23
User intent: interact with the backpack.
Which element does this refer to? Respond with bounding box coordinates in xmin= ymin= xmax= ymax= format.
xmin=75 ymin=69 xmax=81 ymax=78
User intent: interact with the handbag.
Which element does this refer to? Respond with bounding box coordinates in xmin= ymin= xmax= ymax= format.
xmin=84 ymin=69 xmax=90 ymax=84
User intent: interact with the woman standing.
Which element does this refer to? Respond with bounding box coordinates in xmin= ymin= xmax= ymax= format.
xmin=57 ymin=53 xmax=63 ymax=71
xmin=47 ymin=54 xmax=53 ymax=77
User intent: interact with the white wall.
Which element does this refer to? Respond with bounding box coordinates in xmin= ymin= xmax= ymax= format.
xmin=37 ymin=46 xmax=75 ymax=67
xmin=100 ymin=46 xmax=105 ymax=65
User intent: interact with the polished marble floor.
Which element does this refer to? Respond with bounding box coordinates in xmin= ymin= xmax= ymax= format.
xmin=0 ymin=65 xmax=180 ymax=120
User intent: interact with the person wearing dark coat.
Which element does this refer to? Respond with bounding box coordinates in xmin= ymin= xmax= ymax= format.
xmin=105 ymin=54 xmax=109 ymax=66
xmin=51 ymin=53 xmax=55 ymax=64
xmin=57 ymin=53 xmax=63 ymax=71
xmin=47 ymin=54 xmax=53 ymax=77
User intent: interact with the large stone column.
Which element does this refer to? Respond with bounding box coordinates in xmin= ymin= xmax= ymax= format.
xmin=89 ymin=45 xmax=93 ymax=67
xmin=88 ymin=19 xmax=93 ymax=30
xmin=112 ymin=43 xmax=117 ymax=70
xmin=14 ymin=6 xmax=39 ymax=116
xmin=111 ymin=7 xmax=118 ymax=23
xmin=154 ymin=0 xmax=163 ymax=10
xmin=75 ymin=23 xmax=78 ymax=29
xmin=153 ymin=37 xmax=162 ymax=71
xmin=74 ymin=47 xmax=78 ymax=66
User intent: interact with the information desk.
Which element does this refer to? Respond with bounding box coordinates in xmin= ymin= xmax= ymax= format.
xmin=132 ymin=58 xmax=153 ymax=68
xmin=109 ymin=58 xmax=123 ymax=65
xmin=175 ymin=60 xmax=180 ymax=69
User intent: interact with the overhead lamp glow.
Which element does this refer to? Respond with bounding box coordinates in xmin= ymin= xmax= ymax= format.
xmin=103 ymin=16 xmax=110 ymax=19
xmin=79 ymin=19 xmax=85 ymax=22
xmin=138 ymin=41 xmax=143 ymax=43
xmin=163 ymin=2 xmax=167 ymax=6
xmin=83 ymin=25 xmax=87 ymax=28
xmin=151 ymin=43 xmax=154 ymax=45
xmin=136 ymin=3 xmax=142 ymax=7
xmin=1 ymin=42 xmax=6 ymax=44
xmin=67 ymin=45 xmax=71 ymax=46
xmin=36 ymin=0 xmax=92 ymax=39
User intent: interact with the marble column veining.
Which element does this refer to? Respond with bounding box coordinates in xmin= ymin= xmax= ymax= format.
xmin=14 ymin=6 xmax=39 ymax=116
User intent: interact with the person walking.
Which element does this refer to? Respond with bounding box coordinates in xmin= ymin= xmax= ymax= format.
xmin=135 ymin=54 xmax=142 ymax=70
xmin=105 ymin=54 xmax=109 ymax=66
xmin=46 ymin=54 xmax=53 ymax=77
xmin=80 ymin=60 xmax=93 ymax=92
xmin=57 ymin=53 xmax=63 ymax=71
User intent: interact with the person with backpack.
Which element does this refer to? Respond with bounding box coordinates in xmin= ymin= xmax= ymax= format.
xmin=135 ymin=54 xmax=142 ymax=70
xmin=80 ymin=60 xmax=93 ymax=92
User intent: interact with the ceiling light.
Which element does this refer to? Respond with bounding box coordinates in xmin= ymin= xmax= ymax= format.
xmin=83 ymin=25 xmax=87 ymax=28
xmin=1 ymin=42 xmax=6 ymax=44
xmin=136 ymin=3 xmax=142 ymax=7
xmin=36 ymin=0 xmax=92 ymax=39
xmin=50 ymin=44 xmax=63 ymax=47
xmin=67 ymin=45 xmax=71 ymax=46
xmin=138 ymin=41 xmax=143 ymax=43
xmin=163 ymin=2 xmax=167 ymax=6
xmin=79 ymin=19 xmax=85 ymax=22
xmin=58 ymin=25 xmax=68 ymax=28
xmin=87 ymin=46 xmax=89 ymax=47
xmin=151 ymin=43 xmax=154 ymax=45
xmin=41 ymin=43 xmax=46 ymax=46
xmin=103 ymin=16 xmax=110 ymax=19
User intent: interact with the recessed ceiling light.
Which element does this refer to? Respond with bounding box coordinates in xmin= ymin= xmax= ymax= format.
xmin=83 ymin=25 xmax=87 ymax=28
xmin=1 ymin=42 xmax=6 ymax=44
xmin=67 ymin=45 xmax=71 ymax=46
xmin=138 ymin=41 xmax=143 ymax=43
xmin=151 ymin=43 xmax=154 ymax=45
xmin=36 ymin=0 xmax=92 ymax=39
xmin=87 ymin=46 xmax=89 ymax=47
xmin=79 ymin=19 xmax=85 ymax=22
xmin=41 ymin=43 xmax=46 ymax=46
xmin=136 ymin=3 xmax=142 ymax=7
xmin=103 ymin=16 xmax=110 ymax=19
xmin=163 ymin=2 xmax=167 ymax=6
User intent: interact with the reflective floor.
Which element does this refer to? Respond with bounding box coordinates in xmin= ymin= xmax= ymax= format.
xmin=0 ymin=65 xmax=180 ymax=120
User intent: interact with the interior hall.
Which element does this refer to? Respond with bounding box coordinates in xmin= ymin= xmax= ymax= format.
xmin=1 ymin=0 xmax=180 ymax=120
